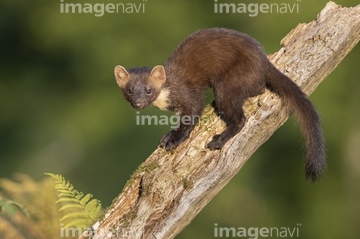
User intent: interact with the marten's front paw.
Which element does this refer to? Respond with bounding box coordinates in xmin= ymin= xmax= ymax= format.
xmin=206 ymin=135 xmax=225 ymax=150
xmin=159 ymin=130 xmax=186 ymax=151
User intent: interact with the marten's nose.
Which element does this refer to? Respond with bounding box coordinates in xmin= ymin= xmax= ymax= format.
xmin=133 ymin=100 xmax=146 ymax=109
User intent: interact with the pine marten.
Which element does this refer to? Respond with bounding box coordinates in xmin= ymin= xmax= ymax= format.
xmin=114 ymin=28 xmax=326 ymax=181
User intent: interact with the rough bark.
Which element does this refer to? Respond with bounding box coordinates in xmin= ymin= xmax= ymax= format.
xmin=89 ymin=2 xmax=360 ymax=239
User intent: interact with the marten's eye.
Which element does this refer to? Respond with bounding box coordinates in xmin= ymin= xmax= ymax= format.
xmin=127 ymin=89 xmax=133 ymax=95
xmin=146 ymin=89 xmax=152 ymax=95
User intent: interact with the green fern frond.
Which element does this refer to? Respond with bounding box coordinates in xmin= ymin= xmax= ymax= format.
xmin=0 ymin=196 xmax=30 ymax=218
xmin=0 ymin=197 xmax=16 ymax=215
xmin=45 ymin=173 xmax=102 ymax=229
xmin=59 ymin=204 xmax=84 ymax=211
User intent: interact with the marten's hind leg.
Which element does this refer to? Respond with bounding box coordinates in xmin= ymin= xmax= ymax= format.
xmin=207 ymin=84 xmax=247 ymax=149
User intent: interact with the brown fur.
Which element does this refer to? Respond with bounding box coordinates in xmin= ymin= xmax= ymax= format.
xmin=114 ymin=28 xmax=326 ymax=181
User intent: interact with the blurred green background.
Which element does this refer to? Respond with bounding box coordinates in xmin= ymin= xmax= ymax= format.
xmin=1 ymin=0 xmax=359 ymax=238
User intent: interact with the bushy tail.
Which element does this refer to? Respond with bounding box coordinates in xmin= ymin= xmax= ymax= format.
xmin=266 ymin=65 xmax=326 ymax=182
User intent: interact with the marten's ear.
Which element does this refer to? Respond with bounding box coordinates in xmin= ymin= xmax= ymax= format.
xmin=149 ymin=65 xmax=166 ymax=87
xmin=114 ymin=65 xmax=130 ymax=89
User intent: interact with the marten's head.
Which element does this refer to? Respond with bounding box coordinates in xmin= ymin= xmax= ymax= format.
xmin=114 ymin=65 xmax=169 ymax=110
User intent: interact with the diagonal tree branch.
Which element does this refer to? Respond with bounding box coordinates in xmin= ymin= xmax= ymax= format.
xmin=89 ymin=2 xmax=360 ymax=239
